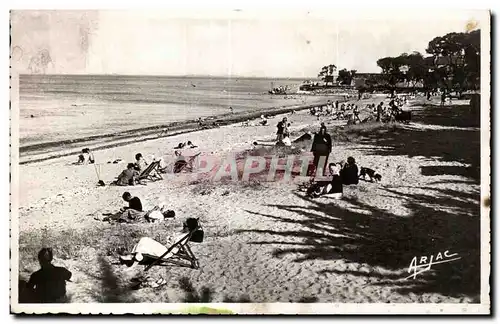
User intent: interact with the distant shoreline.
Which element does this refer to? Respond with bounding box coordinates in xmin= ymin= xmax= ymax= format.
xmin=19 ymin=74 xmax=317 ymax=81
xmin=19 ymin=98 xmax=344 ymax=165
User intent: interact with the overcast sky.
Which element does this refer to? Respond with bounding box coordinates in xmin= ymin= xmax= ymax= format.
xmin=10 ymin=10 xmax=485 ymax=78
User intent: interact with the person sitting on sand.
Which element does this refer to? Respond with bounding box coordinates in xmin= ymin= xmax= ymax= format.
xmin=26 ymin=248 xmax=72 ymax=303
xmin=134 ymin=153 xmax=148 ymax=172
xmin=118 ymin=218 xmax=200 ymax=268
xmin=102 ymin=192 xmax=145 ymax=223
xmin=76 ymin=154 xmax=85 ymax=165
xmin=82 ymin=148 xmax=95 ymax=164
xmin=115 ymin=163 xmax=141 ymax=186
xmin=340 ymin=156 xmax=359 ymax=185
xmin=307 ymin=163 xmax=343 ymax=199
xmin=75 ymin=148 xmax=94 ymax=165
xmin=173 ymin=150 xmax=193 ymax=173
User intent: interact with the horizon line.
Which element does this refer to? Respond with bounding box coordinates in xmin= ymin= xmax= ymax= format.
xmin=18 ymin=71 xmax=381 ymax=79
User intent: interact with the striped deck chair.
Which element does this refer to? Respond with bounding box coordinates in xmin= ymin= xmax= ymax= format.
xmin=144 ymin=225 xmax=203 ymax=271
xmin=173 ymin=153 xmax=201 ymax=174
xmin=138 ymin=160 xmax=163 ymax=182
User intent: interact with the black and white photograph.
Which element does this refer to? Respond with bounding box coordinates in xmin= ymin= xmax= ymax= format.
xmin=9 ymin=8 xmax=491 ymax=314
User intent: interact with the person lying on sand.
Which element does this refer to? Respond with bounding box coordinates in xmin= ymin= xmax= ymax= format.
xmin=25 ymin=248 xmax=72 ymax=303
xmin=174 ymin=141 xmax=197 ymax=149
xmin=118 ymin=218 xmax=200 ymax=268
xmin=115 ymin=163 xmax=144 ymax=186
xmin=307 ymin=163 xmax=343 ymax=199
xmin=146 ymin=206 xmax=176 ymax=224
xmin=340 ymin=156 xmax=359 ymax=185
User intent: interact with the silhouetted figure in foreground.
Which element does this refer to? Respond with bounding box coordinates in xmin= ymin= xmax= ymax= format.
xmin=26 ymin=248 xmax=72 ymax=303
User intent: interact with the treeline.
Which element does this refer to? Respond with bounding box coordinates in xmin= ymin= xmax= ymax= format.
xmin=318 ymin=65 xmax=357 ymax=86
xmin=359 ymin=29 xmax=480 ymax=95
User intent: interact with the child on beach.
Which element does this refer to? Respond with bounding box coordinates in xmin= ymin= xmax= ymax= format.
xmin=25 ymin=248 xmax=72 ymax=303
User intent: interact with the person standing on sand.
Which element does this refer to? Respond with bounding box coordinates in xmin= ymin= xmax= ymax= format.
xmin=276 ymin=117 xmax=288 ymax=143
xmin=309 ymin=124 xmax=332 ymax=176
xmin=376 ymin=103 xmax=383 ymax=122
xmin=353 ymin=105 xmax=361 ymax=124
xmin=26 ymin=248 xmax=72 ymax=303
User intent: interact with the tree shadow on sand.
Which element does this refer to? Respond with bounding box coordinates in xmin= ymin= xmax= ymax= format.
xmin=177 ymin=276 xmax=318 ymax=303
xmin=412 ymin=103 xmax=480 ymax=128
xmin=237 ymin=188 xmax=480 ymax=299
xmin=91 ymin=256 xmax=138 ymax=303
xmin=355 ymin=109 xmax=480 ymax=182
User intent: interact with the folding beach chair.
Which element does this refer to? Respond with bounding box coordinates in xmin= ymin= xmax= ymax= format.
xmin=138 ymin=160 xmax=163 ymax=182
xmin=144 ymin=225 xmax=203 ymax=271
xmin=173 ymin=153 xmax=201 ymax=174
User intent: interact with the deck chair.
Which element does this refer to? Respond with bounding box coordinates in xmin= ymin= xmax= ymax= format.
xmin=144 ymin=226 xmax=203 ymax=271
xmin=138 ymin=160 xmax=163 ymax=182
xmin=173 ymin=153 xmax=201 ymax=173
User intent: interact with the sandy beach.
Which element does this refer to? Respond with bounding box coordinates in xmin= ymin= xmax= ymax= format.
xmin=16 ymin=96 xmax=481 ymax=304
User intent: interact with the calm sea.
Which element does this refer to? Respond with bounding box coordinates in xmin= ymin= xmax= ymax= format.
xmin=18 ymin=75 xmax=317 ymax=147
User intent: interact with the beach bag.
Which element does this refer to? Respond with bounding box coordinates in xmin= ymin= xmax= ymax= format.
xmin=190 ymin=226 xmax=204 ymax=243
xmin=183 ymin=218 xmax=204 ymax=243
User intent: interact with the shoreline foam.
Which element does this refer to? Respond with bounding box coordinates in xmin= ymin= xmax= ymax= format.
xmin=19 ymin=99 xmax=342 ymax=164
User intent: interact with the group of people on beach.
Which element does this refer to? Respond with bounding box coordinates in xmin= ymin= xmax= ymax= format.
xmin=48 ymin=95 xmax=394 ymax=303
xmin=22 ymin=211 xmax=199 ymax=302
xmin=309 ymin=100 xmax=363 ymax=123
xmin=27 ymin=140 xmax=206 ymax=301
xmin=306 ymin=123 xmax=376 ymax=199
xmin=94 ymin=191 xmax=176 ymax=224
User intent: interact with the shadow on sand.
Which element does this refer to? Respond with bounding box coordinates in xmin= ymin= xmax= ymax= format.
xmin=236 ymin=102 xmax=482 ymax=300
xmin=238 ymin=189 xmax=480 ymax=299
xmin=357 ymin=103 xmax=480 ymax=183
xmin=412 ymin=103 xmax=480 ymax=128
xmin=94 ymin=256 xmax=137 ymax=303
